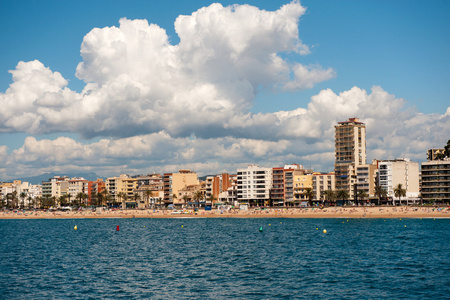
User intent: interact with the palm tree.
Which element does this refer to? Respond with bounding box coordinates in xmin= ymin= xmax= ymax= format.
xmin=19 ymin=192 xmax=27 ymax=209
xmin=182 ymin=195 xmax=189 ymax=208
xmin=357 ymin=189 xmax=368 ymax=206
xmin=336 ymin=190 xmax=349 ymax=206
xmin=303 ymin=188 xmax=315 ymax=207
xmin=394 ymin=183 xmax=406 ymax=205
xmin=172 ymin=193 xmax=177 ymax=206
xmin=76 ymin=192 xmax=86 ymax=207
xmin=96 ymin=192 xmax=104 ymax=207
xmin=11 ymin=191 xmax=18 ymax=208
xmin=27 ymin=196 xmax=33 ymax=209
xmin=144 ymin=190 xmax=153 ymax=208
xmin=66 ymin=193 xmax=72 ymax=206
xmin=374 ymin=184 xmax=387 ymax=206
xmin=132 ymin=193 xmax=140 ymax=208
xmin=117 ymin=192 xmax=127 ymax=209
xmin=193 ymin=191 xmax=203 ymax=208
xmin=323 ymin=190 xmax=335 ymax=206
xmin=59 ymin=195 xmax=67 ymax=207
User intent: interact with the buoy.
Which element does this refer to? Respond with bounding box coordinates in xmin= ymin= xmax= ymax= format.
xmin=269 ymin=224 xmax=271 ymax=226
xmin=116 ymin=225 xmax=120 ymax=231
xmin=259 ymin=226 xmax=263 ymax=232
xmin=144 ymin=226 xmax=145 ymax=228
xmin=404 ymin=225 xmax=407 ymax=227
xmin=323 ymin=229 xmax=327 ymax=233
xmin=316 ymin=228 xmax=318 ymax=230
xmin=74 ymin=225 xmax=77 ymax=230
xmin=181 ymin=225 xmax=183 ymax=228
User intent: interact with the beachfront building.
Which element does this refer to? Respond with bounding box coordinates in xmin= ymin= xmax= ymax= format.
xmin=105 ymin=174 xmax=130 ymax=205
xmin=334 ymin=118 xmax=366 ymax=200
xmin=0 ymin=180 xmax=42 ymax=208
xmin=42 ymin=176 xmax=69 ymax=198
xmin=312 ymin=172 xmax=335 ymax=203
xmin=177 ymin=183 xmax=206 ymax=207
xmin=293 ymin=173 xmax=313 ymax=204
xmin=163 ymin=170 xmax=199 ymax=206
xmin=87 ymin=179 xmax=106 ymax=205
xmin=133 ymin=174 xmax=163 ymax=208
xmin=378 ymin=158 xmax=420 ymax=204
xmin=237 ymin=164 xmax=272 ymax=206
xmin=421 ymin=158 xmax=450 ymax=204
xmin=67 ymin=178 xmax=88 ymax=204
xmin=356 ymin=162 xmax=378 ymax=199
xmin=205 ymin=173 xmax=233 ymax=203
xmin=218 ymin=174 xmax=238 ymax=206
xmin=271 ymin=164 xmax=306 ymax=206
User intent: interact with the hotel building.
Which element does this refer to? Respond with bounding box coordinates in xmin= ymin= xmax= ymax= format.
xmin=237 ymin=165 xmax=272 ymax=206
xmin=421 ymin=158 xmax=450 ymax=204
xmin=334 ymin=118 xmax=366 ymax=199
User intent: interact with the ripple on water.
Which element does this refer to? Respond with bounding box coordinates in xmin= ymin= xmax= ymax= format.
xmin=0 ymin=218 xmax=449 ymax=299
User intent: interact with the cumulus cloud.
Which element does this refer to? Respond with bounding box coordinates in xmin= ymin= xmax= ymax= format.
xmin=0 ymin=1 xmax=448 ymax=180
xmin=1 ymin=85 xmax=449 ymax=180
xmin=0 ymin=1 xmax=334 ymax=139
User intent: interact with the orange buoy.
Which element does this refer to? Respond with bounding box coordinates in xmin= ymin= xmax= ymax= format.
xmin=116 ymin=225 xmax=120 ymax=231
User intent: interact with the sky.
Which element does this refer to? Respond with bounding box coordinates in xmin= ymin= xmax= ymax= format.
xmin=0 ymin=0 xmax=449 ymax=180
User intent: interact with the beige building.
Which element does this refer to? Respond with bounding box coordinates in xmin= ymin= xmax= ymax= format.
xmin=293 ymin=174 xmax=313 ymax=203
xmin=378 ymin=158 xmax=420 ymax=204
xmin=335 ymin=118 xmax=366 ymax=199
xmin=163 ymin=170 xmax=199 ymax=205
xmin=356 ymin=163 xmax=378 ymax=198
xmin=312 ymin=173 xmax=335 ymax=202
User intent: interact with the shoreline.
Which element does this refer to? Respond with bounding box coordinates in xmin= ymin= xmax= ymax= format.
xmin=1 ymin=207 xmax=449 ymax=220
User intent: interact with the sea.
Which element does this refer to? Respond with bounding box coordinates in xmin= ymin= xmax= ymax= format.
xmin=0 ymin=217 xmax=449 ymax=299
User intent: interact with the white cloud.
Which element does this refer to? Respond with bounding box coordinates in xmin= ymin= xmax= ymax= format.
xmin=0 ymin=1 xmax=334 ymax=139
xmin=0 ymin=1 xmax=448 ymax=180
xmin=1 ymin=84 xmax=448 ymax=180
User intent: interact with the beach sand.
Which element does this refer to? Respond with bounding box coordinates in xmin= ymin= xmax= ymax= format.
xmin=1 ymin=206 xmax=449 ymax=219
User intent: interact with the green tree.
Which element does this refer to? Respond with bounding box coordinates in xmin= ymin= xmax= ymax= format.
xmin=394 ymin=183 xmax=406 ymax=205
xmin=19 ymin=192 xmax=27 ymax=209
xmin=336 ymin=190 xmax=349 ymax=205
xmin=76 ymin=192 xmax=86 ymax=207
xmin=144 ymin=190 xmax=153 ymax=208
xmin=303 ymin=188 xmax=315 ymax=207
xmin=374 ymin=184 xmax=387 ymax=206
xmin=96 ymin=192 xmax=104 ymax=207
xmin=182 ymin=195 xmax=189 ymax=208
xmin=193 ymin=191 xmax=203 ymax=208
xmin=132 ymin=193 xmax=140 ymax=208
xmin=357 ymin=189 xmax=368 ymax=206
xmin=444 ymin=139 xmax=450 ymax=158
xmin=323 ymin=190 xmax=335 ymax=206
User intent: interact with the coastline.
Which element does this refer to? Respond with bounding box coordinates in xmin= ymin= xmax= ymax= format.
xmin=1 ymin=207 xmax=449 ymax=220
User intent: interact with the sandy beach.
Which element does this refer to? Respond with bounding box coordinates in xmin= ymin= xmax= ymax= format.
xmin=1 ymin=206 xmax=449 ymax=219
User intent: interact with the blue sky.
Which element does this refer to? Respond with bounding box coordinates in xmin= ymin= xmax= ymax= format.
xmin=0 ymin=0 xmax=449 ymax=180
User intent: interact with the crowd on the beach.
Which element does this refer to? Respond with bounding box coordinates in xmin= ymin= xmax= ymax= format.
xmin=1 ymin=206 xmax=449 ymax=219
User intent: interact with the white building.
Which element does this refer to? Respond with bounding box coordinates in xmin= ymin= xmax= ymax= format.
xmin=377 ymin=158 xmax=420 ymax=204
xmin=237 ymin=165 xmax=273 ymax=206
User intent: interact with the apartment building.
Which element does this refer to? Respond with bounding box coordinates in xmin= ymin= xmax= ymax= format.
xmin=356 ymin=163 xmax=378 ymax=198
xmin=293 ymin=174 xmax=313 ymax=203
xmin=205 ymin=173 xmax=232 ymax=202
xmin=237 ymin=165 xmax=272 ymax=206
xmin=421 ymin=159 xmax=450 ymax=204
xmin=378 ymin=158 xmax=420 ymax=204
xmin=163 ymin=170 xmax=199 ymax=206
xmin=312 ymin=173 xmax=335 ymax=202
xmin=334 ymin=118 xmax=366 ymax=199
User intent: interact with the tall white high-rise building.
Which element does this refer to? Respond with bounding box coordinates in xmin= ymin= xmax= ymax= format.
xmin=237 ymin=165 xmax=273 ymax=206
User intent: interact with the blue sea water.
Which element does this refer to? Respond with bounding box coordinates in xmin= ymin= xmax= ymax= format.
xmin=0 ymin=218 xmax=449 ymax=299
